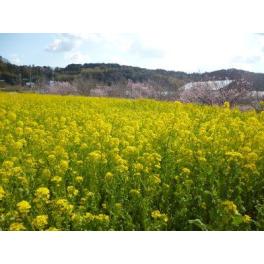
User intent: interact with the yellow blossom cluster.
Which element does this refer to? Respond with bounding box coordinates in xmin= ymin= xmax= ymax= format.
xmin=0 ymin=93 xmax=264 ymax=230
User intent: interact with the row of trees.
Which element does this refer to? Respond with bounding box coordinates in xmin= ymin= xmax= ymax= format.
xmin=46 ymin=78 xmax=263 ymax=108
xmin=0 ymin=57 xmax=186 ymax=95
xmin=1 ymin=56 xmax=264 ymax=108
xmin=0 ymin=56 xmax=54 ymax=86
xmin=45 ymin=78 xmax=183 ymax=100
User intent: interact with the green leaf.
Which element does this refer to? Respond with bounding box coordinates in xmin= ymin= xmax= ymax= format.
xmin=188 ymin=219 xmax=208 ymax=231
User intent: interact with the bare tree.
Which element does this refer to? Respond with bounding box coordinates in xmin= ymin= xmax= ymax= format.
xmin=73 ymin=77 xmax=95 ymax=96
xmin=47 ymin=81 xmax=78 ymax=95
xmin=108 ymin=80 xmax=128 ymax=98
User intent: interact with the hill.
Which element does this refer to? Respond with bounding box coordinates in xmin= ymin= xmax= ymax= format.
xmin=1 ymin=55 xmax=264 ymax=98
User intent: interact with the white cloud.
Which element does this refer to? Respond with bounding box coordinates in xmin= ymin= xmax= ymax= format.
xmin=231 ymin=55 xmax=262 ymax=64
xmin=131 ymin=33 xmax=264 ymax=72
xmin=46 ymin=34 xmax=82 ymax=52
xmin=128 ymin=40 xmax=164 ymax=59
xmin=45 ymin=33 xmax=264 ymax=72
xmin=63 ymin=33 xmax=102 ymax=42
xmin=65 ymin=51 xmax=90 ymax=64
xmin=62 ymin=33 xmax=134 ymax=52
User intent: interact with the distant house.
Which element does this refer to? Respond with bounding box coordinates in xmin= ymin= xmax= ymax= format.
xmin=25 ymin=82 xmax=35 ymax=87
xmin=250 ymin=90 xmax=264 ymax=98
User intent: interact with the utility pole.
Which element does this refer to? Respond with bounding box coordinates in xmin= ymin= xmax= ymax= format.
xmin=29 ymin=66 xmax=32 ymax=92
xmin=29 ymin=66 xmax=32 ymax=83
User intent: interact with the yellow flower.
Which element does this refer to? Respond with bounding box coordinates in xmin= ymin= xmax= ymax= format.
xmin=32 ymin=215 xmax=48 ymax=230
xmin=2 ymin=89 xmax=264 ymax=231
xmin=77 ymin=160 xmax=83 ymax=165
xmin=105 ymin=172 xmax=113 ymax=181
xmin=59 ymin=160 xmax=69 ymax=171
xmin=245 ymin=152 xmax=258 ymax=162
xmin=95 ymin=214 xmax=110 ymax=222
xmin=7 ymin=111 xmax=16 ymax=121
xmin=54 ymin=146 xmax=66 ymax=157
xmin=47 ymin=154 xmax=56 ymax=163
xmin=223 ymin=101 xmax=230 ymax=108
xmin=0 ymin=186 xmax=6 ymax=200
xmin=80 ymin=143 xmax=88 ymax=150
xmin=2 ymin=160 xmax=14 ymax=169
xmin=55 ymin=199 xmax=73 ymax=214
xmin=24 ymin=127 xmax=32 ymax=135
xmin=51 ymin=176 xmax=62 ymax=184
xmin=150 ymin=175 xmax=161 ymax=184
xmin=35 ymin=187 xmax=50 ymax=200
xmin=75 ymin=176 xmax=84 ymax=183
xmin=85 ymin=191 xmax=95 ymax=198
xmin=243 ymin=215 xmax=252 ymax=224
xmin=244 ymin=163 xmax=256 ymax=171
xmin=134 ymin=162 xmax=144 ymax=172
xmin=67 ymin=186 xmax=79 ymax=197
xmin=84 ymin=212 xmax=95 ymax=222
xmin=17 ymin=200 xmax=31 ymax=214
xmin=151 ymin=210 xmax=162 ymax=218
xmin=42 ymin=168 xmax=51 ymax=179
xmin=88 ymin=150 xmax=103 ymax=162
xmin=123 ymin=146 xmax=138 ymax=157
xmin=17 ymin=176 xmax=28 ymax=187
xmin=17 ymin=121 xmax=24 ymax=127
xmin=225 ymin=151 xmax=243 ymax=161
xmin=89 ymin=150 xmax=100 ymax=159
xmin=9 ymin=222 xmax=26 ymax=231
xmin=13 ymin=166 xmax=23 ymax=176
xmin=0 ymin=145 xmax=7 ymax=155
xmin=151 ymin=210 xmax=168 ymax=222
xmin=115 ymin=203 xmax=122 ymax=209
xmin=182 ymin=168 xmax=191 ymax=175
xmin=222 ymin=200 xmax=238 ymax=215
xmin=15 ymin=127 xmax=23 ymax=136
xmin=129 ymin=189 xmax=141 ymax=197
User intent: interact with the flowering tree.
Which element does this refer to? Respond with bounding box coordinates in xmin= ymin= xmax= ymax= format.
xmin=179 ymin=79 xmax=253 ymax=106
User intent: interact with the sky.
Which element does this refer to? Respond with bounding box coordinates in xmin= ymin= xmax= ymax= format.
xmin=1 ymin=33 xmax=264 ymax=73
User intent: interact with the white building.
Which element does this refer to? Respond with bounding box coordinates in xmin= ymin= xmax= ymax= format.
xmin=25 ymin=82 xmax=35 ymax=87
xmin=181 ymin=80 xmax=233 ymax=91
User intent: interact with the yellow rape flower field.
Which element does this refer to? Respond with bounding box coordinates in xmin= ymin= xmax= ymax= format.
xmin=1 ymin=92 xmax=264 ymax=231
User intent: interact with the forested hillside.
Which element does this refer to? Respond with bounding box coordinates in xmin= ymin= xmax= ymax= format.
xmin=1 ymin=55 xmax=264 ymax=97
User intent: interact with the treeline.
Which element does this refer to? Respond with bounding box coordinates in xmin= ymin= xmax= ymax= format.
xmin=0 ymin=56 xmax=53 ymax=86
xmin=53 ymin=63 xmax=191 ymax=92
xmin=0 ymin=56 xmax=187 ymax=90
xmin=1 ymin=55 xmax=264 ymax=93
